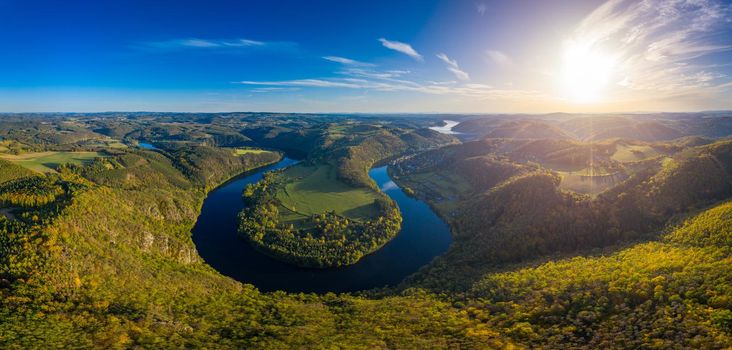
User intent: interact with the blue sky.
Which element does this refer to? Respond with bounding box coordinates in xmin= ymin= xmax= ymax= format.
xmin=1 ymin=0 xmax=731 ymax=113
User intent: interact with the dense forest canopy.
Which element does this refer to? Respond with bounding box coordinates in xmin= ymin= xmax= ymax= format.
xmin=0 ymin=112 xmax=731 ymax=349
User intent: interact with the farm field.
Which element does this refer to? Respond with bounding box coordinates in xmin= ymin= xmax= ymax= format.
xmin=538 ymin=161 xmax=587 ymax=172
xmin=611 ymin=143 xmax=660 ymax=162
xmin=0 ymin=151 xmax=104 ymax=173
xmin=233 ymin=148 xmax=270 ymax=156
xmin=275 ymin=163 xmax=380 ymax=224
xmin=557 ymin=166 xmax=627 ymax=195
xmin=88 ymin=138 xmax=127 ymax=149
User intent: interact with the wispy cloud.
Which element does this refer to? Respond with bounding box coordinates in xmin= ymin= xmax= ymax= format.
xmin=136 ymin=38 xmax=295 ymax=52
xmin=378 ymin=38 xmax=423 ymax=61
xmin=322 ymin=56 xmax=375 ymax=66
xmin=568 ymin=0 xmax=732 ymax=99
xmin=476 ymin=2 xmax=487 ymax=16
xmin=237 ymin=79 xmax=364 ymax=88
xmin=338 ymin=68 xmax=410 ymax=80
xmin=436 ymin=53 xmax=470 ymax=81
xmin=250 ymin=87 xmax=301 ymax=93
xmin=234 ymin=76 xmax=541 ymax=101
xmin=177 ymin=39 xmax=221 ymax=48
xmin=485 ymin=50 xmax=511 ymax=65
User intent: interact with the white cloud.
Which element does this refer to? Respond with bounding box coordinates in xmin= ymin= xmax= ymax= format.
xmin=322 ymin=56 xmax=374 ymax=66
xmin=160 ymin=38 xmax=264 ymax=48
xmin=138 ymin=38 xmax=291 ymax=52
xmin=436 ymin=53 xmax=470 ymax=81
xmin=222 ymin=39 xmax=265 ymax=47
xmin=179 ymin=39 xmax=220 ymax=48
xmin=464 ymin=83 xmax=493 ymax=89
xmin=237 ymin=79 xmax=363 ymax=88
xmin=485 ymin=50 xmax=511 ymax=65
xmin=378 ymin=38 xmax=423 ymax=61
xmin=339 ymin=68 xmax=408 ymax=80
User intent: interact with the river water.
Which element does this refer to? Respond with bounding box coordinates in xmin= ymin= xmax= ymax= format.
xmin=192 ymin=159 xmax=452 ymax=293
xmin=429 ymin=120 xmax=461 ymax=134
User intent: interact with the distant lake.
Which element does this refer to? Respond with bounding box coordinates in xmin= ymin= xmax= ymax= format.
xmin=429 ymin=120 xmax=461 ymax=134
xmin=191 ymin=159 xmax=452 ymax=293
xmin=138 ymin=142 xmax=157 ymax=150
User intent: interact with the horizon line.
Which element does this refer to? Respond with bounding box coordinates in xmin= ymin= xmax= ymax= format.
xmin=1 ymin=110 xmax=731 ymax=115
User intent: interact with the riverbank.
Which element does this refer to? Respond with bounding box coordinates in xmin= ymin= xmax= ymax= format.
xmin=191 ymin=162 xmax=452 ymax=293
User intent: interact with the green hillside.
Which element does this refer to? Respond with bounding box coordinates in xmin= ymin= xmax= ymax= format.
xmin=0 ymin=114 xmax=731 ymax=349
xmin=0 ymin=151 xmax=104 ymax=173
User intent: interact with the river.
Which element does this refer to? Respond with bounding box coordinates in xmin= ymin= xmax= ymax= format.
xmin=192 ymin=158 xmax=452 ymax=293
xmin=429 ymin=120 xmax=461 ymax=134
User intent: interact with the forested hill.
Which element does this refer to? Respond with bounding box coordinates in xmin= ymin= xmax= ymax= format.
xmin=237 ymin=123 xmax=457 ymax=268
xmin=451 ymin=113 xmax=732 ymax=141
xmin=394 ymin=138 xmax=732 ymax=289
xmin=0 ymin=113 xmax=731 ymax=348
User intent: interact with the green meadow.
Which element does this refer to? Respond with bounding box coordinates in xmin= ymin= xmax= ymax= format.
xmin=611 ymin=143 xmax=660 ymax=162
xmin=0 ymin=151 xmax=104 ymax=173
xmin=557 ymin=166 xmax=625 ymax=195
xmin=233 ymin=148 xmax=271 ymax=155
xmin=275 ymin=163 xmax=380 ymax=224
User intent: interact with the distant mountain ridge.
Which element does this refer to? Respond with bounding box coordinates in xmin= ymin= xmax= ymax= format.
xmin=452 ymin=112 xmax=732 ymax=142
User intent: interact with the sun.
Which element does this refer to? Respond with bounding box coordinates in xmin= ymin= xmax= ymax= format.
xmin=561 ymin=40 xmax=617 ymax=103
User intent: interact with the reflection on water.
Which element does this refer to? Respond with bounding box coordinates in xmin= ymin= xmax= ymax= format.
xmin=380 ymin=180 xmax=398 ymax=191
xmin=429 ymin=120 xmax=461 ymax=134
xmin=138 ymin=142 xmax=158 ymax=150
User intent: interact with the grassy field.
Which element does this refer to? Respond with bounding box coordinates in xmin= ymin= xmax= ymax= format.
xmin=89 ymin=138 xmax=127 ymax=149
xmin=611 ymin=143 xmax=660 ymax=162
xmin=557 ymin=166 xmax=627 ymax=195
xmin=275 ymin=164 xmax=380 ymax=224
xmin=538 ymin=161 xmax=586 ymax=172
xmin=233 ymin=148 xmax=270 ymax=156
xmin=0 ymin=151 xmax=104 ymax=173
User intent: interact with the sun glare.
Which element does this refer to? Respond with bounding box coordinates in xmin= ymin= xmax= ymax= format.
xmin=561 ymin=40 xmax=617 ymax=103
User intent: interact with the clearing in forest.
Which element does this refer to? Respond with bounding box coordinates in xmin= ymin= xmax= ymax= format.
xmin=0 ymin=151 xmax=104 ymax=173
xmin=275 ymin=163 xmax=380 ymax=225
xmin=233 ymin=148 xmax=271 ymax=156
xmin=611 ymin=143 xmax=660 ymax=162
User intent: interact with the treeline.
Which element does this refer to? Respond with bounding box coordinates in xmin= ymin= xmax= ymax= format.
xmin=0 ymin=176 xmax=65 ymax=207
xmin=170 ymin=146 xmax=281 ymax=188
xmin=335 ymin=130 xmax=408 ymax=188
xmin=0 ymin=121 xmax=101 ymax=147
xmin=61 ymin=146 xmax=280 ymax=191
xmin=238 ymin=171 xmax=402 ymax=268
xmin=0 ymin=169 xmax=95 ymax=287
xmin=61 ymin=150 xmax=194 ymax=190
xmin=244 ymin=126 xmax=326 ymax=159
xmin=0 ymin=159 xmax=36 ymax=184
